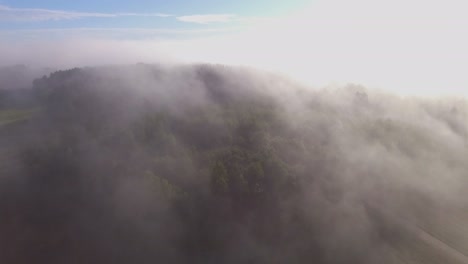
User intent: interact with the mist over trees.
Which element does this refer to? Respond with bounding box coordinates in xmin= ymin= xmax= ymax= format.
xmin=1 ymin=64 xmax=468 ymax=263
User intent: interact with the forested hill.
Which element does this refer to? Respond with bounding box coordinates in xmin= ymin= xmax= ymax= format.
xmin=1 ymin=64 xmax=468 ymax=264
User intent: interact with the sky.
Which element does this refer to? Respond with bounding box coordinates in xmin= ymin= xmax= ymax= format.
xmin=1 ymin=0 xmax=467 ymax=96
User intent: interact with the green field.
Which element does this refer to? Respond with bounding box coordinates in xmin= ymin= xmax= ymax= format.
xmin=0 ymin=108 xmax=37 ymax=126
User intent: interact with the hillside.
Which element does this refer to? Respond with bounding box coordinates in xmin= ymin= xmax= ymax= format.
xmin=1 ymin=64 xmax=468 ymax=264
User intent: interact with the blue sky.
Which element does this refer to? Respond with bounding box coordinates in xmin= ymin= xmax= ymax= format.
xmin=2 ymin=0 xmax=306 ymax=14
xmin=0 ymin=0 xmax=310 ymax=30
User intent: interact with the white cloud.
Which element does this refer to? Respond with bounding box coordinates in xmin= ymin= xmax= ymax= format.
xmin=0 ymin=5 xmax=171 ymax=22
xmin=158 ymin=0 xmax=468 ymax=96
xmin=177 ymin=14 xmax=236 ymax=24
xmin=0 ymin=27 xmax=242 ymax=41
xmin=1 ymin=0 xmax=468 ymax=96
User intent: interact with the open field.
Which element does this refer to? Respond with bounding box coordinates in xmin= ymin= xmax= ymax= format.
xmin=0 ymin=108 xmax=37 ymax=127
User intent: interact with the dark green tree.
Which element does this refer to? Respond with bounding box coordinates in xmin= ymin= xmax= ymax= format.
xmin=210 ymin=161 xmax=229 ymax=195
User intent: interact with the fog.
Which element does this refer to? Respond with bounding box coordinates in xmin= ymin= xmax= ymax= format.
xmin=0 ymin=62 xmax=467 ymax=263
xmin=1 ymin=4 xmax=467 ymax=263
xmin=2 ymin=0 xmax=468 ymax=96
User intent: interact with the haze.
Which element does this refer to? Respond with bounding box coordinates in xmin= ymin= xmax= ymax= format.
xmin=1 ymin=1 xmax=468 ymax=264
xmin=1 ymin=0 xmax=467 ymax=96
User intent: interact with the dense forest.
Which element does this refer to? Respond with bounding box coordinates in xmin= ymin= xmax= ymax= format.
xmin=1 ymin=64 xmax=468 ymax=263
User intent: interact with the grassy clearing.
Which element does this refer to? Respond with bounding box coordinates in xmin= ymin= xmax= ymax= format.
xmin=0 ymin=108 xmax=38 ymax=126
